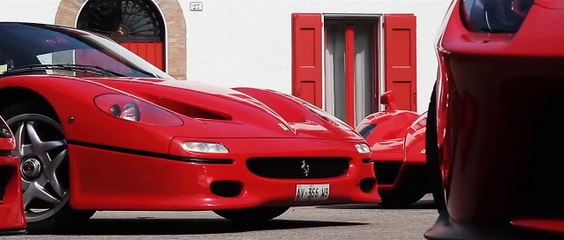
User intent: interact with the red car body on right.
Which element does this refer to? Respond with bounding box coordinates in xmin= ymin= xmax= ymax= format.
xmin=425 ymin=0 xmax=564 ymax=239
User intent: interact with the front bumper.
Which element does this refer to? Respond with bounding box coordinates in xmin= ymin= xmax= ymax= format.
xmin=69 ymin=138 xmax=380 ymax=210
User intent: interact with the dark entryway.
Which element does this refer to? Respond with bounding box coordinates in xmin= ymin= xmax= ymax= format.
xmin=77 ymin=0 xmax=166 ymax=70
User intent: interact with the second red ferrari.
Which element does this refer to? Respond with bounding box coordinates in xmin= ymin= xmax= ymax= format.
xmin=357 ymin=91 xmax=429 ymax=208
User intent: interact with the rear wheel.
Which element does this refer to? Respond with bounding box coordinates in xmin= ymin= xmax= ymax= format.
xmin=214 ymin=207 xmax=289 ymax=223
xmin=4 ymin=111 xmax=94 ymax=233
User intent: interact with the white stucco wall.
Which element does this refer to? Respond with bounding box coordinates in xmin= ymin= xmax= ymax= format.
xmin=181 ymin=0 xmax=452 ymax=113
xmin=0 ymin=0 xmax=59 ymax=24
xmin=0 ymin=0 xmax=452 ymax=113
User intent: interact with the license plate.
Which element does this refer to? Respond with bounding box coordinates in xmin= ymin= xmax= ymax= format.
xmin=295 ymin=184 xmax=330 ymax=201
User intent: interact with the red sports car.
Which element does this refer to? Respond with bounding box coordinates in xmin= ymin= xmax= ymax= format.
xmin=356 ymin=91 xmax=429 ymax=208
xmin=425 ymin=0 xmax=564 ymax=239
xmin=0 ymin=22 xmax=380 ymax=233
xmin=0 ymin=116 xmax=25 ymax=234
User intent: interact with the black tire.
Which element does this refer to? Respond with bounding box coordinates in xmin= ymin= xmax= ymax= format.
xmin=2 ymin=105 xmax=94 ymax=233
xmin=214 ymin=207 xmax=289 ymax=223
xmin=425 ymin=87 xmax=448 ymax=215
xmin=379 ymin=190 xmax=427 ymax=208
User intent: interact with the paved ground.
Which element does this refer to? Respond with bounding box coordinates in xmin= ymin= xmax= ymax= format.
xmin=3 ymin=195 xmax=438 ymax=240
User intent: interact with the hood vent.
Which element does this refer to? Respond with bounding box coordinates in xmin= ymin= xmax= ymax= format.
xmin=141 ymin=94 xmax=232 ymax=120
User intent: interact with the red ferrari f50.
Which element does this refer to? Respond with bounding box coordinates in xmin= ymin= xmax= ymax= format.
xmin=0 ymin=22 xmax=380 ymax=233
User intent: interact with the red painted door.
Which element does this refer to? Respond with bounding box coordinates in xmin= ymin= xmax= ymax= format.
xmin=292 ymin=13 xmax=322 ymax=108
xmin=385 ymin=14 xmax=417 ymax=111
xmin=120 ymin=42 xmax=164 ymax=70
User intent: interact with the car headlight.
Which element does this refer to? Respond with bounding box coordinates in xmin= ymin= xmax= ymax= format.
xmin=461 ymin=0 xmax=533 ymax=33
xmin=181 ymin=142 xmax=229 ymax=154
xmin=95 ymin=93 xmax=183 ymax=126
xmin=109 ymin=102 xmax=140 ymax=122
xmin=355 ymin=143 xmax=371 ymax=154
xmin=122 ymin=103 xmax=141 ymax=121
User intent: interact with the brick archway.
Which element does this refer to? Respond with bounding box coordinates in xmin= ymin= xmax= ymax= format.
xmin=55 ymin=0 xmax=187 ymax=80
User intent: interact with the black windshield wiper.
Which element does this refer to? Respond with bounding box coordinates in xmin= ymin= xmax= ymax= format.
xmin=0 ymin=64 xmax=128 ymax=77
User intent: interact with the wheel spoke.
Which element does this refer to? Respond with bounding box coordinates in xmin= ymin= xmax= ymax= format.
xmin=35 ymin=183 xmax=60 ymax=206
xmin=45 ymin=149 xmax=67 ymax=197
xmin=21 ymin=179 xmax=31 ymax=192
xmin=25 ymin=122 xmax=42 ymax=145
xmin=23 ymin=181 xmax=60 ymax=210
xmin=13 ymin=122 xmax=33 ymax=156
xmin=26 ymin=122 xmax=66 ymax=153
xmin=50 ymin=148 xmax=67 ymax=171
xmin=22 ymin=184 xmax=36 ymax=210
xmin=39 ymin=140 xmax=66 ymax=153
xmin=35 ymin=174 xmax=48 ymax=187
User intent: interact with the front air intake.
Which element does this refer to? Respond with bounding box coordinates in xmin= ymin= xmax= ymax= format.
xmin=373 ymin=161 xmax=402 ymax=184
xmin=210 ymin=181 xmax=242 ymax=198
xmin=0 ymin=167 xmax=12 ymax=203
xmin=247 ymin=157 xmax=349 ymax=179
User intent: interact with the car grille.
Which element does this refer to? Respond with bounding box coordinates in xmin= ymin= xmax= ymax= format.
xmin=246 ymin=157 xmax=349 ymax=179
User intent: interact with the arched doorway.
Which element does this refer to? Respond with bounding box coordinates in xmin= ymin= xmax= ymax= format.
xmin=77 ymin=0 xmax=166 ymax=70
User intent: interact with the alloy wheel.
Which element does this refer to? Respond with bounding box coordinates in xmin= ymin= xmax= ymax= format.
xmin=6 ymin=113 xmax=70 ymax=223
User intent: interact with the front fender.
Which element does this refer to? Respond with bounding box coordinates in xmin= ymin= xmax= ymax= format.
xmin=0 ymin=75 xmax=174 ymax=154
xmin=357 ymin=110 xmax=420 ymax=146
xmin=403 ymin=112 xmax=427 ymax=163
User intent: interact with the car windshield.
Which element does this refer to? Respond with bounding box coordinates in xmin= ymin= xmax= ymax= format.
xmin=0 ymin=22 xmax=173 ymax=79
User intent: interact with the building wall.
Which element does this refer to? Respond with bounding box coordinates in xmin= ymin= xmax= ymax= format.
xmin=0 ymin=1 xmax=59 ymax=23
xmin=0 ymin=0 xmax=452 ymax=113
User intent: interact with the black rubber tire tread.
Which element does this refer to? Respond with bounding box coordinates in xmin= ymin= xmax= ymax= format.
xmin=425 ymin=87 xmax=448 ymax=215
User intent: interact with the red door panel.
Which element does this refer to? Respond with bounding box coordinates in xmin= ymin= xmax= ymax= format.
xmin=384 ymin=14 xmax=417 ymax=111
xmin=120 ymin=42 xmax=164 ymax=70
xmin=292 ymin=13 xmax=322 ymax=108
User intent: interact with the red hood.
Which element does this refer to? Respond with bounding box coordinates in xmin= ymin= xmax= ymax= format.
xmin=86 ymin=77 xmax=361 ymax=140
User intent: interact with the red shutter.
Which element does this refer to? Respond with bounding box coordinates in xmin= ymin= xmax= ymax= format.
xmin=384 ymin=14 xmax=417 ymax=111
xmin=292 ymin=13 xmax=322 ymax=108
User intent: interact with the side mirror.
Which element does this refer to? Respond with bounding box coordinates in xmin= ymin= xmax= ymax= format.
xmin=380 ymin=91 xmax=398 ymax=112
xmin=380 ymin=91 xmax=392 ymax=105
